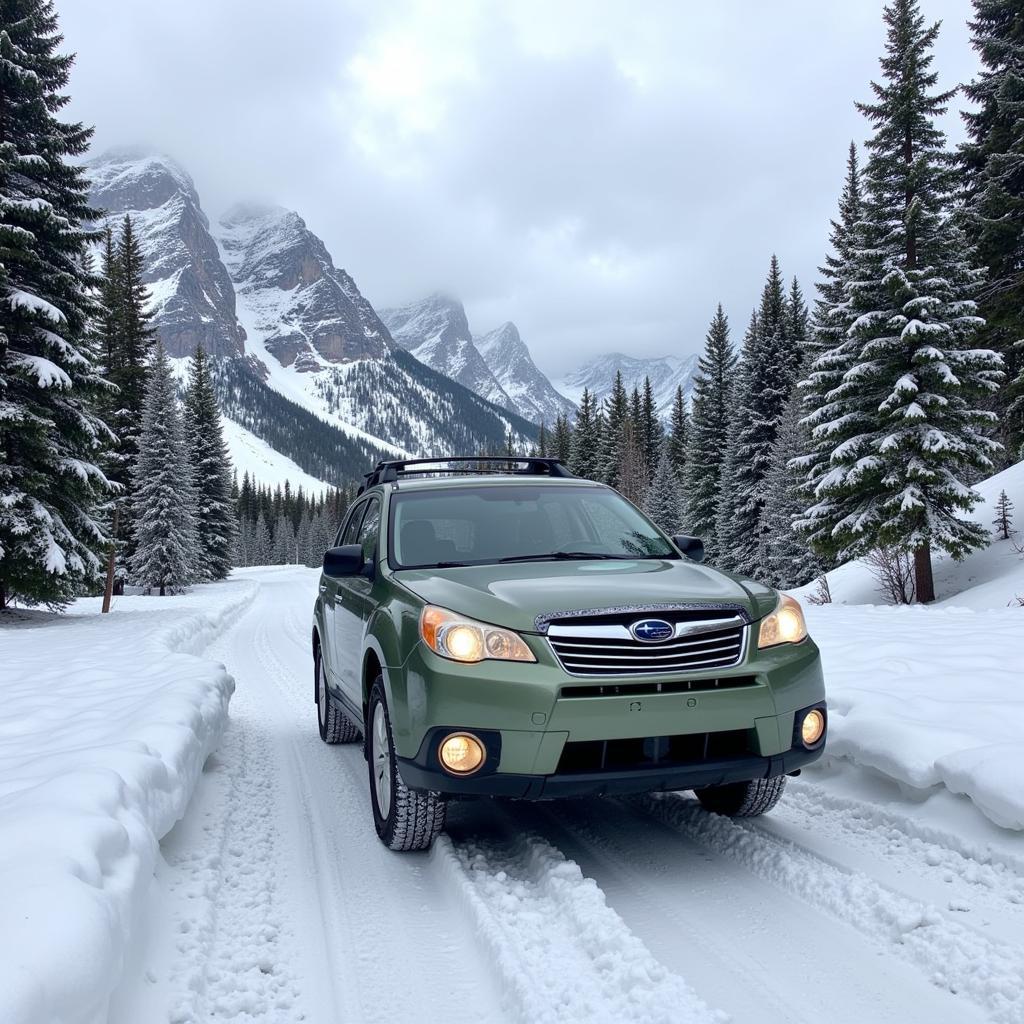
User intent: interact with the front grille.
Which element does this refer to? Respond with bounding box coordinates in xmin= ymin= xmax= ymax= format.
xmin=557 ymin=729 xmax=754 ymax=774
xmin=546 ymin=607 xmax=747 ymax=676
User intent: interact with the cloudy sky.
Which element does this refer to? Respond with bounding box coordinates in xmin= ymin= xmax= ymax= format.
xmin=60 ymin=0 xmax=977 ymax=377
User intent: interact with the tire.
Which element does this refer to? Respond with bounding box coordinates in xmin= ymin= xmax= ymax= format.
xmin=367 ymin=677 xmax=446 ymax=851
xmin=695 ymin=775 xmax=787 ymax=817
xmin=316 ymin=647 xmax=360 ymax=744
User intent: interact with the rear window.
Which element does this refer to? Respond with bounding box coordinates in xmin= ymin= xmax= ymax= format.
xmin=389 ymin=484 xmax=676 ymax=569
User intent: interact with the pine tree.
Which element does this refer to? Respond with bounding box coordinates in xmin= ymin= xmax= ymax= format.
xmin=569 ymin=388 xmax=602 ymax=480
xmin=616 ymin=417 xmax=647 ymax=505
xmin=272 ymin=512 xmax=296 ymax=563
xmin=600 ymin=371 xmax=629 ymax=488
xmin=798 ymin=0 xmax=1003 ymax=603
xmin=644 ymin=443 xmax=682 ymax=535
xmin=295 ymin=509 xmax=312 ymax=566
xmin=761 ymin=391 xmax=821 ymax=588
xmin=251 ymin=511 xmax=272 ymax=566
xmin=685 ymin=305 xmax=738 ymax=564
xmin=992 ymin=488 xmax=1015 ymax=538
xmin=129 ymin=344 xmax=199 ymax=594
xmin=785 ymin=277 xmax=809 ymax=382
xmin=536 ymin=421 xmax=548 ymax=457
xmin=960 ymin=0 xmax=1024 ymax=460
xmin=666 ymin=385 xmax=688 ymax=480
xmin=552 ymin=413 xmax=573 ymax=464
xmin=640 ymin=377 xmax=663 ymax=478
xmin=0 ymin=1 xmax=114 ymax=608
xmin=718 ymin=267 xmax=794 ymax=578
xmin=184 ymin=345 xmax=236 ymax=580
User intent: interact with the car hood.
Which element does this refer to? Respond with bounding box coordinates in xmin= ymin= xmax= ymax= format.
xmin=392 ymin=558 xmax=777 ymax=634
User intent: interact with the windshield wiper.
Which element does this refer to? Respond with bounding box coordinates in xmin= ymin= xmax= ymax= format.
xmin=498 ymin=551 xmax=637 ymax=563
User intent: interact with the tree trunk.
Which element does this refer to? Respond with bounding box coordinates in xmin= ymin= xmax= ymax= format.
xmin=101 ymin=506 xmax=119 ymax=614
xmin=914 ymin=542 xmax=935 ymax=603
xmin=159 ymin=579 xmax=166 ymax=597
xmin=0 ymin=581 xmax=7 ymax=611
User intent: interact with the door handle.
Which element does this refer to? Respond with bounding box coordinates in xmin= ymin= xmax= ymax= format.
xmin=319 ymin=583 xmax=328 ymax=594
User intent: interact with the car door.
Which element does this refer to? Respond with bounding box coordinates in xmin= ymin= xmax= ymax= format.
xmin=334 ymin=495 xmax=381 ymax=706
xmin=322 ymin=499 xmax=366 ymax=682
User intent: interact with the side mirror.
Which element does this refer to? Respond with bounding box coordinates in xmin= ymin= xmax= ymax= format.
xmin=323 ymin=544 xmax=364 ymax=578
xmin=672 ymin=534 xmax=705 ymax=564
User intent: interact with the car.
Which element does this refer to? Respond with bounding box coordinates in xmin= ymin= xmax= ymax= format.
xmin=312 ymin=456 xmax=827 ymax=851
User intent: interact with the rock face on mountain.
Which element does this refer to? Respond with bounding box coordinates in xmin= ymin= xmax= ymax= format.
xmin=380 ymin=294 xmax=513 ymax=410
xmin=557 ymin=352 xmax=700 ymax=420
xmin=475 ymin=322 xmax=576 ymax=426
xmin=87 ymin=148 xmax=246 ymax=359
xmin=218 ymin=204 xmax=392 ymax=370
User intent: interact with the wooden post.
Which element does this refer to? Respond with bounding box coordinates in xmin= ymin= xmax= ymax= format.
xmin=101 ymin=505 xmax=119 ymax=614
xmin=913 ymin=541 xmax=934 ymax=604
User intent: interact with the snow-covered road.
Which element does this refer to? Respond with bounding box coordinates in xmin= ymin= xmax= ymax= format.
xmin=109 ymin=568 xmax=1024 ymax=1024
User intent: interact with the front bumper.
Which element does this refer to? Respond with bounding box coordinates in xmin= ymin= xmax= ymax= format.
xmin=398 ymin=741 xmax=824 ymax=799
xmin=388 ymin=628 xmax=826 ymax=798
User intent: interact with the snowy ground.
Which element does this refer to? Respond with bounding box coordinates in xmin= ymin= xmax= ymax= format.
xmin=3 ymin=560 xmax=1021 ymax=1024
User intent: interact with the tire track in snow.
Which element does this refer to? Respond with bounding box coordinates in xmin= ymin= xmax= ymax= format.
xmin=161 ymin=610 xmax=308 ymax=1022
xmin=247 ymin=581 xmax=506 ymax=1023
xmin=638 ymin=791 xmax=1024 ymax=1024
xmin=437 ymin=812 xmax=724 ymax=1024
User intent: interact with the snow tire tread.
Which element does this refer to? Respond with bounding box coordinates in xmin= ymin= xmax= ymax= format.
xmin=696 ymin=775 xmax=787 ymax=817
xmin=368 ymin=678 xmax=446 ymax=852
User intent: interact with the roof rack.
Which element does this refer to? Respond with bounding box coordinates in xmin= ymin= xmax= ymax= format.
xmin=358 ymin=456 xmax=575 ymax=493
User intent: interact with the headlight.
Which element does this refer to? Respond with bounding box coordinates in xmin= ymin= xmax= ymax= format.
xmin=420 ymin=605 xmax=536 ymax=663
xmin=758 ymin=593 xmax=808 ymax=648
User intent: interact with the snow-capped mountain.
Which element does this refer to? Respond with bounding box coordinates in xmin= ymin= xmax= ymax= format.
xmin=217 ymin=210 xmax=536 ymax=458
xmin=475 ymin=322 xmax=577 ymax=426
xmin=557 ymin=352 xmax=700 ymax=419
xmin=86 ymin=149 xmax=537 ymax=487
xmin=380 ymin=294 xmax=513 ymax=410
xmin=87 ymin=147 xmax=245 ymax=359
xmin=218 ymin=202 xmax=391 ymax=369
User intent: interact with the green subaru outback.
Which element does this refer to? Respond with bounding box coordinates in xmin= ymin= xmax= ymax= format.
xmin=312 ymin=457 xmax=826 ymax=851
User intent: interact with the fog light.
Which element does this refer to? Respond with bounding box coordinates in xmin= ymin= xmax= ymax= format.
xmin=801 ymin=708 xmax=825 ymax=747
xmin=439 ymin=733 xmax=485 ymax=775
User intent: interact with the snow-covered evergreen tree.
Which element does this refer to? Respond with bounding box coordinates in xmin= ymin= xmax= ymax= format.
xmin=616 ymin=417 xmax=647 ymax=506
xmin=644 ymin=444 xmax=682 ymax=535
xmin=552 ymin=413 xmax=573 ymax=464
xmin=960 ymin=0 xmax=1024 ymax=460
xmin=684 ymin=305 xmax=736 ymax=563
xmin=639 ymin=377 xmax=663 ymax=481
xmin=992 ymin=488 xmax=1015 ymax=538
xmin=761 ymin=390 xmax=821 ymax=588
xmin=568 ymin=387 xmax=601 ymax=480
xmin=666 ymin=385 xmax=688 ymax=481
xmin=129 ymin=344 xmax=199 ymax=594
xmin=798 ymin=0 xmax=1004 ymax=602
xmin=184 ymin=345 xmax=236 ymax=580
xmin=600 ymin=371 xmax=629 ymax=488
xmin=0 ymin=0 xmax=114 ymax=608
xmin=720 ymin=259 xmax=799 ymax=576
xmin=272 ymin=512 xmax=296 ymax=564
xmin=251 ymin=511 xmax=272 ymax=566
xmin=295 ymin=509 xmax=312 ymax=566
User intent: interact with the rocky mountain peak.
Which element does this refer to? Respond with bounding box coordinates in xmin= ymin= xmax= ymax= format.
xmin=218 ymin=205 xmax=392 ymax=369
xmin=87 ymin=148 xmax=246 ymax=359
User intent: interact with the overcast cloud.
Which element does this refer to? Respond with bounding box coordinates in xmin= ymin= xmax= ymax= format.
xmin=59 ymin=0 xmax=977 ymax=377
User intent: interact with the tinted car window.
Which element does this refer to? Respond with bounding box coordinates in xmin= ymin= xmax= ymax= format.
xmin=390 ymin=485 xmax=676 ymax=568
xmin=340 ymin=501 xmax=366 ymax=546
xmin=356 ymin=498 xmax=381 ymax=562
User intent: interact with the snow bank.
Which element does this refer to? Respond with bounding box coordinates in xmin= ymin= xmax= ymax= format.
xmin=806 ymin=603 xmax=1024 ymax=830
xmin=0 ymin=577 xmax=257 ymax=1024
xmin=795 ymin=458 xmax=1024 ymax=608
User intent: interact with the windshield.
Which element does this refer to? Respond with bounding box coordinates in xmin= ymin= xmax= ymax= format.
xmin=389 ymin=484 xmax=677 ymax=569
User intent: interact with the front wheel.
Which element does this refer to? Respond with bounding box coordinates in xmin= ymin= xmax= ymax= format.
xmin=316 ymin=649 xmax=360 ymax=744
xmin=695 ymin=776 xmax=786 ymax=817
xmin=367 ymin=678 xmax=446 ymax=851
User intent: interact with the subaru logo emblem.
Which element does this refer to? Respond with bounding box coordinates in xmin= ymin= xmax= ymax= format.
xmin=630 ymin=618 xmax=674 ymax=643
